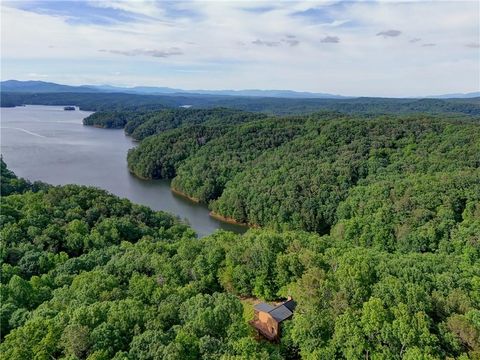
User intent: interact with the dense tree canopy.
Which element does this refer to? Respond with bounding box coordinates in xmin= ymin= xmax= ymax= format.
xmin=82 ymin=110 xmax=140 ymax=129
xmin=127 ymin=125 xmax=229 ymax=180
xmin=170 ymin=116 xmax=311 ymax=202
xmin=1 ymin=154 xmax=479 ymax=359
xmin=127 ymin=113 xmax=480 ymax=250
xmin=2 ymin=96 xmax=480 ymax=359
xmin=83 ymin=108 xmax=265 ymax=137
xmin=125 ymin=108 xmax=267 ymax=141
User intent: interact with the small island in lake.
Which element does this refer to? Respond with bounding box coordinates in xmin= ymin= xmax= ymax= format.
xmin=63 ymin=106 xmax=75 ymax=111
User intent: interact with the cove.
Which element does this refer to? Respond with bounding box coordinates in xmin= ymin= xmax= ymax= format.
xmin=0 ymin=105 xmax=248 ymax=237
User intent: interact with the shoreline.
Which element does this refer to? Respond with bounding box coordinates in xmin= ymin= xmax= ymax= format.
xmin=170 ymin=187 xmax=201 ymax=203
xmin=130 ymin=173 xmax=251 ymax=229
xmin=131 ymin=173 xmax=150 ymax=181
xmin=171 ymin=187 xmax=252 ymax=229
xmin=209 ymin=211 xmax=251 ymax=228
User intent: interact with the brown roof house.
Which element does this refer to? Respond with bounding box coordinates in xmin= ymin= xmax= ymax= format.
xmin=250 ymin=297 xmax=296 ymax=341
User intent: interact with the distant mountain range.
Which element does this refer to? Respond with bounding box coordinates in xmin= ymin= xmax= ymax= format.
xmin=425 ymin=92 xmax=480 ymax=99
xmin=0 ymin=80 xmax=99 ymax=93
xmin=88 ymin=83 xmax=350 ymax=99
xmin=0 ymin=80 xmax=347 ymax=98
xmin=1 ymin=80 xmax=479 ymax=99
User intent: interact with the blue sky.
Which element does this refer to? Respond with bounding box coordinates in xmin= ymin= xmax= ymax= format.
xmin=1 ymin=0 xmax=479 ymax=96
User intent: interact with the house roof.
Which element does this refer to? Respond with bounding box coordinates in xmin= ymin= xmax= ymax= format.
xmin=254 ymin=298 xmax=297 ymax=323
xmin=269 ymin=305 xmax=293 ymax=322
xmin=254 ymin=303 xmax=274 ymax=312
xmin=282 ymin=299 xmax=297 ymax=312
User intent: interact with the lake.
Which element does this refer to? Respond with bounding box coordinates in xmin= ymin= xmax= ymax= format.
xmin=0 ymin=105 xmax=248 ymax=237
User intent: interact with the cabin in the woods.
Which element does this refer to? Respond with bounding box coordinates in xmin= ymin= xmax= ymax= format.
xmin=250 ymin=297 xmax=296 ymax=341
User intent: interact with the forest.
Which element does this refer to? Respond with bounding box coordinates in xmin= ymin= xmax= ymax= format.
xmin=1 ymin=159 xmax=479 ymax=359
xmin=84 ymin=108 xmax=267 ymax=140
xmin=1 ymin=90 xmax=480 ymax=360
xmin=126 ymin=111 xmax=480 ymax=244
xmin=2 ymin=90 xmax=480 ymax=116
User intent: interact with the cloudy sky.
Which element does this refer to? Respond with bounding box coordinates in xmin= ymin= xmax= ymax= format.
xmin=1 ymin=0 xmax=479 ymax=96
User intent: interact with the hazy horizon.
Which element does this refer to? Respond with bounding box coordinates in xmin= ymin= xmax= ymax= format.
xmin=1 ymin=1 xmax=479 ymax=97
xmin=2 ymin=78 xmax=480 ymax=99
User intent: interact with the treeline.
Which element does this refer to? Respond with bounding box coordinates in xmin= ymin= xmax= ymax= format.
xmin=3 ymin=91 xmax=480 ymax=115
xmin=0 ymin=157 xmax=48 ymax=196
xmin=84 ymin=108 xmax=267 ymax=140
xmin=82 ymin=110 xmax=140 ymax=129
xmin=1 ymin=162 xmax=478 ymax=359
xmin=1 ymin=92 xmax=169 ymax=112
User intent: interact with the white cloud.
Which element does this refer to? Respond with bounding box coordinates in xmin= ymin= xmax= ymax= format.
xmin=27 ymin=72 xmax=49 ymax=78
xmin=1 ymin=1 xmax=479 ymax=96
xmin=87 ymin=0 xmax=165 ymax=18
xmin=100 ymin=47 xmax=183 ymax=57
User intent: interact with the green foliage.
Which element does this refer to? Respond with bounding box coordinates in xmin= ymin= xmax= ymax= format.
xmin=0 ymin=157 xmax=47 ymax=196
xmin=0 ymin=164 xmax=262 ymax=359
xmin=211 ymin=116 xmax=479 ymax=237
xmin=82 ymin=111 xmax=138 ymax=129
xmin=125 ymin=108 xmax=267 ymax=141
xmin=128 ymin=112 xmax=480 ymax=255
xmin=334 ymin=171 xmax=480 ymax=253
xmin=127 ymin=125 xmax=228 ymax=180
xmin=1 ymin=116 xmax=479 ymax=360
xmin=83 ymin=108 xmax=265 ymax=138
xmin=171 ymin=116 xmax=309 ymax=203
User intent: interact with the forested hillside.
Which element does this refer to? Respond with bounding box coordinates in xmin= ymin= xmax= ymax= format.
xmin=128 ymin=114 xmax=310 ymax=188
xmin=84 ymin=108 xmax=267 ymax=140
xmin=1 ymin=160 xmax=479 ymax=359
xmin=127 ymin=113 xmax=480 ymax=244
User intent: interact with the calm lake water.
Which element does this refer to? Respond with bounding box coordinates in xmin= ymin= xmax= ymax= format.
xmin=0 ymin=105 xmax=247 ymax=237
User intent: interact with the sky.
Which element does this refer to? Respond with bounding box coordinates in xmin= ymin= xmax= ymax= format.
xmin=1 ymin=0 xmax=479 ymax=97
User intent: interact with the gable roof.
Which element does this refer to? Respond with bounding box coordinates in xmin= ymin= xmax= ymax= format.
xmin=282 ymin=299 xmax=297 ymax=312
xmin=254 ymin=298 xmax=297 ymax=323
xmin=269 ymin=305 xmax=293 ymax=322
xmin=254 ymin=303 xmax=274 ymax=312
